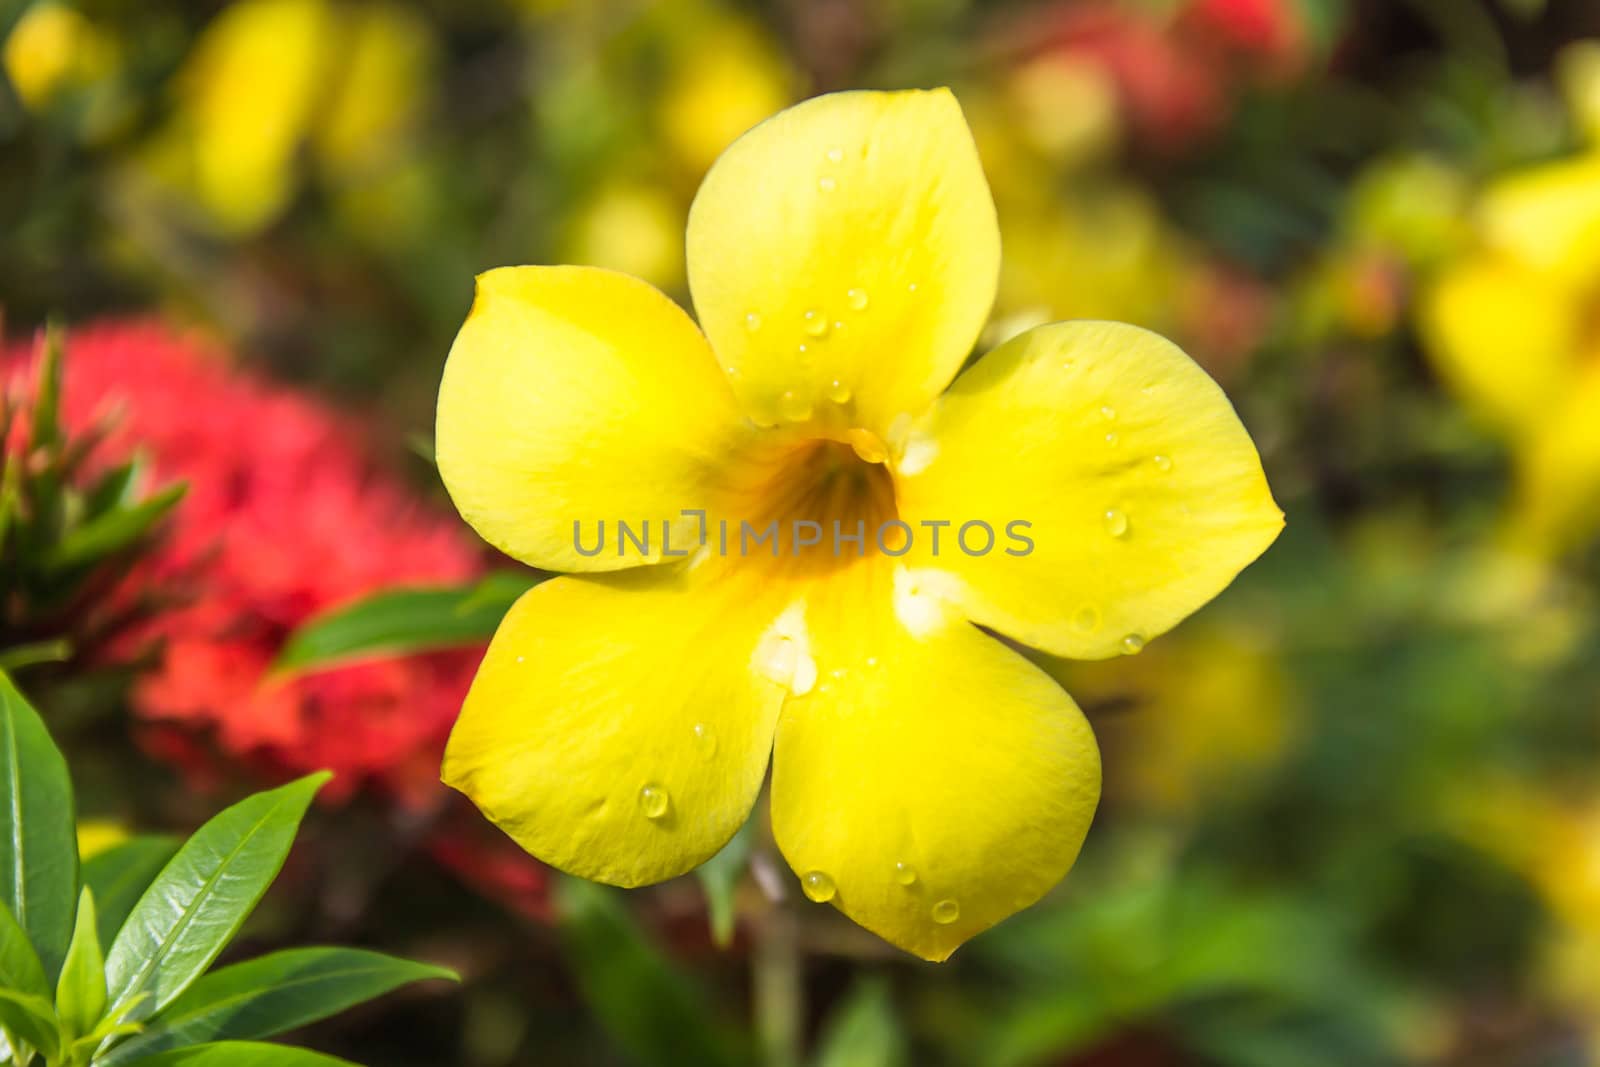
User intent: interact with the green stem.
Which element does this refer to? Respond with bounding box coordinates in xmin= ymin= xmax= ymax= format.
xmin=753 ymin=897 xmax=801 ymax=1067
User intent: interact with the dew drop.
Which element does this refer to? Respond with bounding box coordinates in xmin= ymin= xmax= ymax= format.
xmin=1100 ymin=405 xmax=1116 ymax=420
xmin=826 ymin=147 xmax=844 ymax=163
xmin=846 ymin=287 xmax=869 ymax=311
xmin=818 ymin=176 xmax=837 ymax=193
xmin=865 ymin=656 xmax=878 ymax=668
xmin=1073 ymin=605 xmax=1101 ymax=633
xmin=639 ymin=784 xmax=670 ymax=819
xmin=1152 ymin=454 xmax=1173 ymax=472
xmin=803 ymin=309 xmax=830 ymax=337
xmin=515 ymin=655 xmax=525 ymax=664
xmin=827 ymin=379 xmax=852 ymax=404
xmin=932 ymin=899 xmax=960 ymax=924
xmin=1103 ymin=508 xmax=1129 ymax=538
xmin=907 ymin=281 xmax=919 ymax=293
xmin=802 ymin=870 xmax=836 ymax=902
xmin=894 ymin=862 xmax=917 ymax=886
xmin=745 ymin=311 xmax=762 ymax=332
xmin=779 ymin=390 xmax=813 ymax=422
xmin=1104 ymin=432 xmax=1119 ymax=446
xmin=692 ymin=722 xmax=717 ymax=758
xmin=1121 ymin=633 xmax=1146 ymax=655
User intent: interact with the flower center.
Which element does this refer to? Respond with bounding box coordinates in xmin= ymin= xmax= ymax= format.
xmin=726 ymin=433 xmax=900 ymax=577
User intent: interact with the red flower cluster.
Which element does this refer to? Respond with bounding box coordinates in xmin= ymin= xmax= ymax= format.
xmin=1012 ymin=0 xmax=1309 ymax=152
xmin=5 ymin=321 xmax=482 ymax=807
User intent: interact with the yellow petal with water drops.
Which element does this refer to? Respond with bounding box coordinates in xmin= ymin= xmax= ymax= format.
xmin=770 ymin=564 xmax=1100 ymax=962
xmin=436 ymin=265 xmax=754 ymax=572
xmin=443 ymin=565 xmax=786 ymax=887
xmin=1419 ymin=254 xmax=1580 ymax=439
xmin=895 ymin=320 xmax=1282 ymax=661
xmin=686 ymin=89 xmax=1000 ymax=435
xmin=1508 ymin=361 xmax=1600 ymax=556
xmin=1478 ymin=152 xmax=1600 ymax=285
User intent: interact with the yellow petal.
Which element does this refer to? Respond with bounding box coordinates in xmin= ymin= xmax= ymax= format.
xmin=1478 ymin=153 xmax=1600 ymax=284
xmin=1510 ymin=361 xmax=1600 ymax=555
xmin=896 ymin=321 xmax=1282 ymax=660
xmin=443 ymin=565 xmax=785 ymax=887
xmin=770 ymin=563 xmax=1100 ymax=962
xmin=436 ymin=265 xmax=753 ymax=571
xmin=1419 ymin=254 xmax=1581 ymax=438
xmin=686 ymin=89 xmax=1000 ymax=434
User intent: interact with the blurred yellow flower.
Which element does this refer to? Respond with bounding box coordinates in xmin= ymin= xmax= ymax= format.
xmin=1056 ymin=624 xmax=1294 ymax=814
xmin=566 ymin=182 xmax=685 ymax=290
xmin=659 ymin=17 xmax=794 ymax=177
xmin=435 ymin=90 xmax=1281 ymax=960
xmin=2 ymin=1 xmax=116 ymax=110
xmin=76 ymin=819 xmax=129 ymax=862
xmin=1420 ymin=148 xmax=1600 ymax=555
xmin=144 ymin=0 xmax=433 ymax=235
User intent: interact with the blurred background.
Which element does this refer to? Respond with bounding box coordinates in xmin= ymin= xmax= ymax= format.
xmin=6 ymin=0 xmax=1600 ymax=1063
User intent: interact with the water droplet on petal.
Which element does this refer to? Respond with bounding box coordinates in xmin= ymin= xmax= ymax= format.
xmin=1121 ymin=633 xmax=1146 ymax=655
xmin=515 ymin=655 xmax=525 ymax=664
xmin=1073 ymin=606 xmax=1101 ymax=633
xmin=803 ymin=309 xmax=830 ymax=337
xmin=802 ymin=870 xmax=836 ymax=902
xmin=1103 ymin=508 xmax=1129 ymax=538
xmin=907 ymin=281 xmax=919 ymax=293
xmin=1104 ymin=432 xmax=1119 ymax=446
xmin=894 ymin=862 xmax=917 ymax=886
xmin=1152 ymin=454 xmax=1173 ymax=472
xmin=846 ymin=287 xmax=869 ymax=311
xmin=745 ymin=311 xmax=762 ymax=332
xmin=827 ymin=379 xmax=852 ymax=404
xmin=932 ymin=899 xmax=960 ymax=924
xmin=779 ymin=390 xmax=812 ymax=422
xmin=826 ymin=147 xmax=844 ymax=163
xmin=865 ymin=656 xmax=878 ymax=668
xmin=639 ymin=784 xmax=669 ymax=819
xmin=818 ymin=176 xmax=837 ymax=193
xmin=693 ymin=722 xmax=717 ymax=758
xmin=1100 ymin=405 xmax=1116 ymax=420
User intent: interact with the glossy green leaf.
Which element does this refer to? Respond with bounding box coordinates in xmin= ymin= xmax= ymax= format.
xmin=557 ymin=877 xmax=744 ymax=1067
xmin=695 ymin=820 xmax=753 ymax=949
xmin=273 ymin=572 xmax=539 ymax=674
xmin=83 ymin=836 xmax=183 ymax=950
xmin=26 ymin=326 xmax=62 ymax=453
xmin=0 ymin=672 xmax=78 ymax=984
xmin=813 ymin=980 xmax=906 ymax=1067
xmin=119 ymin=1040 xmax=359 ymax=1066
xmin=102 ymin=947 xmax=456 ymax=1064
xmin=41 ymin=483 xmax=186 ymax=574
xmin=0 ymin=987 xmax=59 ymax=1061
xmin=104 ymin=774 xmax=329 ymax=1020
xmin=56 ymin=888 xmax=106 ymax=1040
xmin=0 ymin=898 xmax=47 ymax=999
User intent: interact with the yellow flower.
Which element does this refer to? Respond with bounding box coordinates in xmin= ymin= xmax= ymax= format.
xmin=1420 ymin=150 xmax=1600 ymax=554
xmin=436 ymin=90 xmax=1283 ymax=961
xmin=147 ymin=0 xmax=432 ymax=236
xmin=2 ymin=1 xmax=116 ymax=110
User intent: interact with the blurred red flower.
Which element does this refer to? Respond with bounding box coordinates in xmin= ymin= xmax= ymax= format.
xmin=4 ymin=320 xmax=479 ymax=806
xmin=1011 ymin=0 xmax=1309 ymax=152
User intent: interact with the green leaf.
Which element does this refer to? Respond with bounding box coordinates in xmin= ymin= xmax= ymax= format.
xmin=0 ymin=988 xmax=58 ymax=1061
xmin=557 ymin=877 xmax=744 ymax=1067
xmin=55 ymin=887 xmax=106 ymax=1040
xmin=104 ymin=775 xmax=330 ymax=1020
xmin=101 ymin=947 xmax=456 ymax=1064
xmin=41 ymin=483 xmax=186 ymax=574
xmin=82 ymin=837 xmax=182 ymax=949
xmin=118 ymin=1040 xmax=358 ymax=1066
xmin=0 ymin=672 xmax=78 ymax=984
xmin=272 ymin=572 xmax=539 ymax=675
xmin=0 ymin=642 xmax=72 ymax=674
xmin=813 ymin=980 xmax=906 ymax=1067
xmin=695 ymin=821 xmax=753 ymax=949
xmin=27 ymin=326 xmax=62 ymax=454
xmin=0 ymin=899 xmax=47 ymax=998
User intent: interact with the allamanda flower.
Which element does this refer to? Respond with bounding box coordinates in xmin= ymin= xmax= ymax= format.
xmin=437 ymin=89 xmax=1282 ymax=960
xmin=1421 ymin=146 xmax=1600 ymax=556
